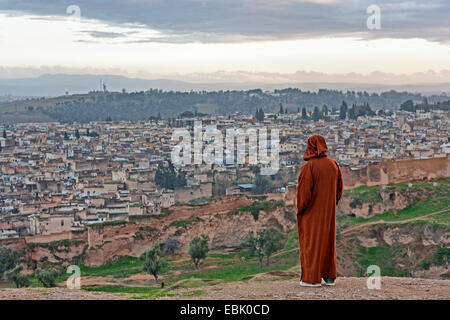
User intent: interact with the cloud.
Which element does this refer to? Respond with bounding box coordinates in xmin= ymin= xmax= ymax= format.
xmin=0 ymin=0 xmax=448 ymax=44
xmin=83 ymin=31 xmax=126 ymax=39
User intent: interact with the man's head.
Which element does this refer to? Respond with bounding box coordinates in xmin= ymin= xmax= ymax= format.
xmin=303 ymin=134 xmax=328 ymax=161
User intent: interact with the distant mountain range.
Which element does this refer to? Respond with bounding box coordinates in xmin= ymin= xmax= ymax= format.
xmin=0 ymin=74 xmax=450 ymax=97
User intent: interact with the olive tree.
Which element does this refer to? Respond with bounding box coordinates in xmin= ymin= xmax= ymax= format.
xmin=189 ymin=235 xmax=209 ymax=269
xmin=140 ymin=244 xmax=168 ymax=283
xmin=242 ymin=230 xmax=266 ymax=268
xmin=263 ymin=227 xmax=285 ymax=266
xmin=242 ymin=227 xmax=285 ymax=268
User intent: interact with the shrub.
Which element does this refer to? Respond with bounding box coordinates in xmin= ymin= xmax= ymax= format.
xmin=35 ymin=268 xmax=60 ymax=288
xmin=5 ymin=264 xmax=30 ymax=288
xmin=350 ymin=198 xmax=362 ymax=209
xmin=162 ymin=238 xmax=180 ymax=255
xmin=0 ymin=246 xmax=20 ymax=278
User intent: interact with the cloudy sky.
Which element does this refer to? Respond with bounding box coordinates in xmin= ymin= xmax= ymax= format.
xmin=0 ymin=0 xmax=449 ymax=82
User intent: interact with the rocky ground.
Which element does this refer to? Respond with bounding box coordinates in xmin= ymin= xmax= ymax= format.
xmin=1 ymin=276 xmax=449 ymax=300
xmin=0 ymin=287 xmax=125 ymax=300
xmin=167 ymin=276 xmax=450 ymax=300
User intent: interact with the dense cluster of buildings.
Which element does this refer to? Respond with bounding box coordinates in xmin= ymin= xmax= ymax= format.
xmin=0 ymin=107 xmax=448 ymax=238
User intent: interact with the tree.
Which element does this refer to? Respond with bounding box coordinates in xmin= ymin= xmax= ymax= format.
xmin=322 ymin=104 xmax=329 ymax=116
xmin=255 ymin=108 xmax=265 ymax=122
xmin=35 ymin=268 xmax=59 ymax=288
xmin=348 ymin=105 xmax=357 ymax=120
xmin=0 ymin=246 xmax=20 ymax=279
xmin=162 ymin=238 xmax=180 ymax=255
xmin=250 ymin=165 xmax=260 ymax=176
xmin=2 ymin=130 xmax=6 ymax=139
xmin=423 ymin=97 xmax=430 ymax=112
xmin=242 ymin=227 xmax=285 ymax=268
xmin=301 ymin=107 xmax=307 ymax=120
xmin=312 ymin=106 xmax=322 ymax=121
xmin=339 ymin=101 xmax=348 ymax=120
xmin=242 ymin=230 xmax=266 ymax=268
xmin=253 ymin=174 xmax=272 ymax=194
xmin=400 ymin=100 xmax=415 ymax=112
xmin=263 ymin=227 xmax=284 ymax=266
xmin=5 ymin=264 xmax=30 ymax=288
xmin=155 ymin=162 xmax=187 ymax=190
xmin=63 ymin=132 xmax=69 ymax=140
xmin=140 ymin=244 xmax=168 ymax=283
xmin=189 ymin=235 xmax=209 ymax=269
xmin=75 ymin=129 xmax=80 ymax=139
xmin=279 ymin=103 xmax=284 ymax=114
xmin=179 ymin=111 xmax=194 ymax=118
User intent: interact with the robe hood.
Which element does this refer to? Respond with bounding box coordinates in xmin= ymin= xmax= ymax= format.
xmin=303 ymin=134 xmax=328 ymax=161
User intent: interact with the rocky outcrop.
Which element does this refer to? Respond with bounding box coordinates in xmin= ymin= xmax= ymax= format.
xmin=338 ymin=223 xmax=450 ymax=279
xmin=337 ymin=189 xmax=417 ymax=218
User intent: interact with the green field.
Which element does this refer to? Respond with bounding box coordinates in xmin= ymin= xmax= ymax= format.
xmin=73 ymin=245 xmax=299 ymax=299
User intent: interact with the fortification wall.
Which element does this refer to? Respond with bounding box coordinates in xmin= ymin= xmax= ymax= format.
xmin=342 ymin=155 xmax=449 ymax=188
xmin=284 ymin=156 xmax=449 ymax=205
xmin=174 ymin=182 xmax=213 ymax=204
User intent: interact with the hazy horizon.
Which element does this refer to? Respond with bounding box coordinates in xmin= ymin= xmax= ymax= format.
xmin=1 ymin=1 xmax=450 ymax=84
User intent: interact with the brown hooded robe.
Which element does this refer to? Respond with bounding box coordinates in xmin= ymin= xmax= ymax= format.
xmin=296 ymin=135 xmax=343 ymax=284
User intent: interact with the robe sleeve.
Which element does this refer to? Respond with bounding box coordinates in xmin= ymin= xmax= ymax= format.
xmin=335 ymin=161 xmax=343 ymax=204
xmin=296 ymin=163 xmax=313 ymax=216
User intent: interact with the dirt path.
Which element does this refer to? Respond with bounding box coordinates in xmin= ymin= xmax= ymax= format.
xmin=0 ymin=287 xmax=127 ymax=300
xmin=341 ymin=207 xmax=450 ymax=235
xmin=1 ymin=276 xmax=449 ymax=300
xmin=165 ymin=276 xmax=450 ymax=300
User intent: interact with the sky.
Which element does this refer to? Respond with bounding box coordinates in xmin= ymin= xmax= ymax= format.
xmin=0 ymin=0 xmax=450 ymax=83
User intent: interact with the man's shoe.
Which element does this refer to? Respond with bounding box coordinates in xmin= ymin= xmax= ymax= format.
xmin=323 ymin=278 xmax=336 ymax=286
xmin=300 ymin=281 xmax=321 ymax=287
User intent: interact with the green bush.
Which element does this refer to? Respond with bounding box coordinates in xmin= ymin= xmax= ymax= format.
xmin=5 ymin=264 xmax=30 ymax=288
xmin=350 ymin=198 xmax=362 ymax=209
xmin=35 ymin=268 xmax=60 ymax=287
xmin=0 ymin=246 xmax=20 ymax=278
